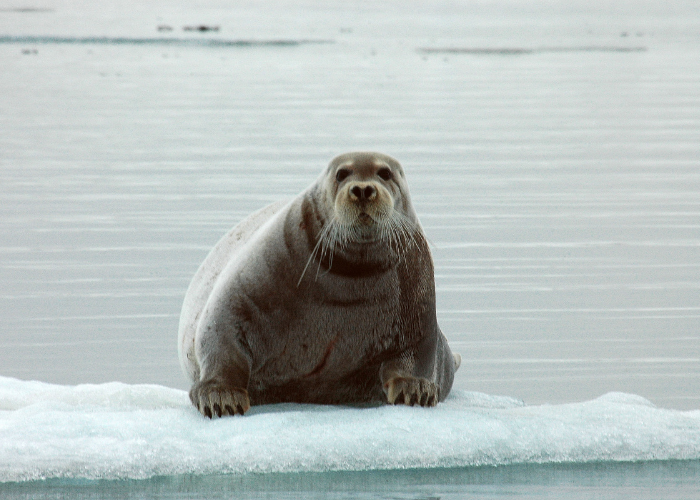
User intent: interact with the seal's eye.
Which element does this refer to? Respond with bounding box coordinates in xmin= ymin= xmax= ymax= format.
xmin=377 ymin=168 xmax=393 ymax=181
xmin=336 ymin=168 xmax=351 ymax=183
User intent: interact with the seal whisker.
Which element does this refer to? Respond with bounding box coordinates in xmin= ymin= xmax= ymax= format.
xmin=394 ymin=211 xmax=420 ymax=250
xmin=317 ymin=218 xmax=341 ymax=279
xmin=298 ymin=218 xmax=334 ymax=287
xmin=378 ymin=209 xmax=419 ymax=264
xmin=382 ymin=215 xmax=400 ymax=252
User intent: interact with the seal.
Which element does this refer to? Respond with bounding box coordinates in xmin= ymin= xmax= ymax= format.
xmin=178 ymin=152 xmax=461 ymax=417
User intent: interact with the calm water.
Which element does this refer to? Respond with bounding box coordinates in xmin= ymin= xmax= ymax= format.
xmin=1 ymin=0 xmax=699 ymax=497
xmin=3 ymin=461 xmax=700 ymax=500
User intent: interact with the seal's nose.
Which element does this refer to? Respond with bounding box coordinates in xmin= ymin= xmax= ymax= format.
xmin=350 ymin=184 xmax=376 ymax=201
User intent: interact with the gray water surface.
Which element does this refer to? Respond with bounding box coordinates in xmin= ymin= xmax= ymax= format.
xmin=1 ymin=0 xmax=699 ymax=411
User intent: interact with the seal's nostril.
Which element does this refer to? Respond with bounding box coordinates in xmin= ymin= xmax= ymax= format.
xmin=350 ymin=185 xmax=376 ymax=200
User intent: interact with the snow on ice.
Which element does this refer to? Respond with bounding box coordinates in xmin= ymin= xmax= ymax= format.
xmin=1 ymin=376 xmax=699 ymax=482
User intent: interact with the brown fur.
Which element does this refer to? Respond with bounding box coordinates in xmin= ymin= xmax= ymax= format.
xmin=178 ymin=152 xmax=459 ymax=417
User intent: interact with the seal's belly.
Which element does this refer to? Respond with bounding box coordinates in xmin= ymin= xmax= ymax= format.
xmin=246 ymin=303 xmax=399 ymax=404
xmin=248 ymin=361 xmax=385 ymax=405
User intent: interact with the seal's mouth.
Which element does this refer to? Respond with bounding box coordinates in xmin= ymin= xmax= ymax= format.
xmin=357 ymin=212 xmax=374 ymax=225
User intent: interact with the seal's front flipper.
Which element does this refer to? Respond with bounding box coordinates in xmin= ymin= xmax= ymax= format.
xmin=380 ymin=355 xmax=439 ymax=407
xmin=189 ymin=381 xmax=250 ymax=418
xmin=383 ymin=376 xmax=439 ymax=407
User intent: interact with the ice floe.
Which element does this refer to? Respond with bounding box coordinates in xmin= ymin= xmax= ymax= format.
xmin=1 ymin=376 xmax=699 ymax=482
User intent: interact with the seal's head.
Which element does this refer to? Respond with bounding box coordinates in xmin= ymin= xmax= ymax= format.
xmin=321 ymin=152 xmax=414 ymax=243
xmin=298 ymin=152 xmax=419 ymax=285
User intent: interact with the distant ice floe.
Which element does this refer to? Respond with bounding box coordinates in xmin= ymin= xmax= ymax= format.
xmin=0 ymin=35 xmax=333 ymax=47
xmin=417 ymin=46 xmax=647 ymax=54
xmin=1 ymin=376 xmax=698 ymax=483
